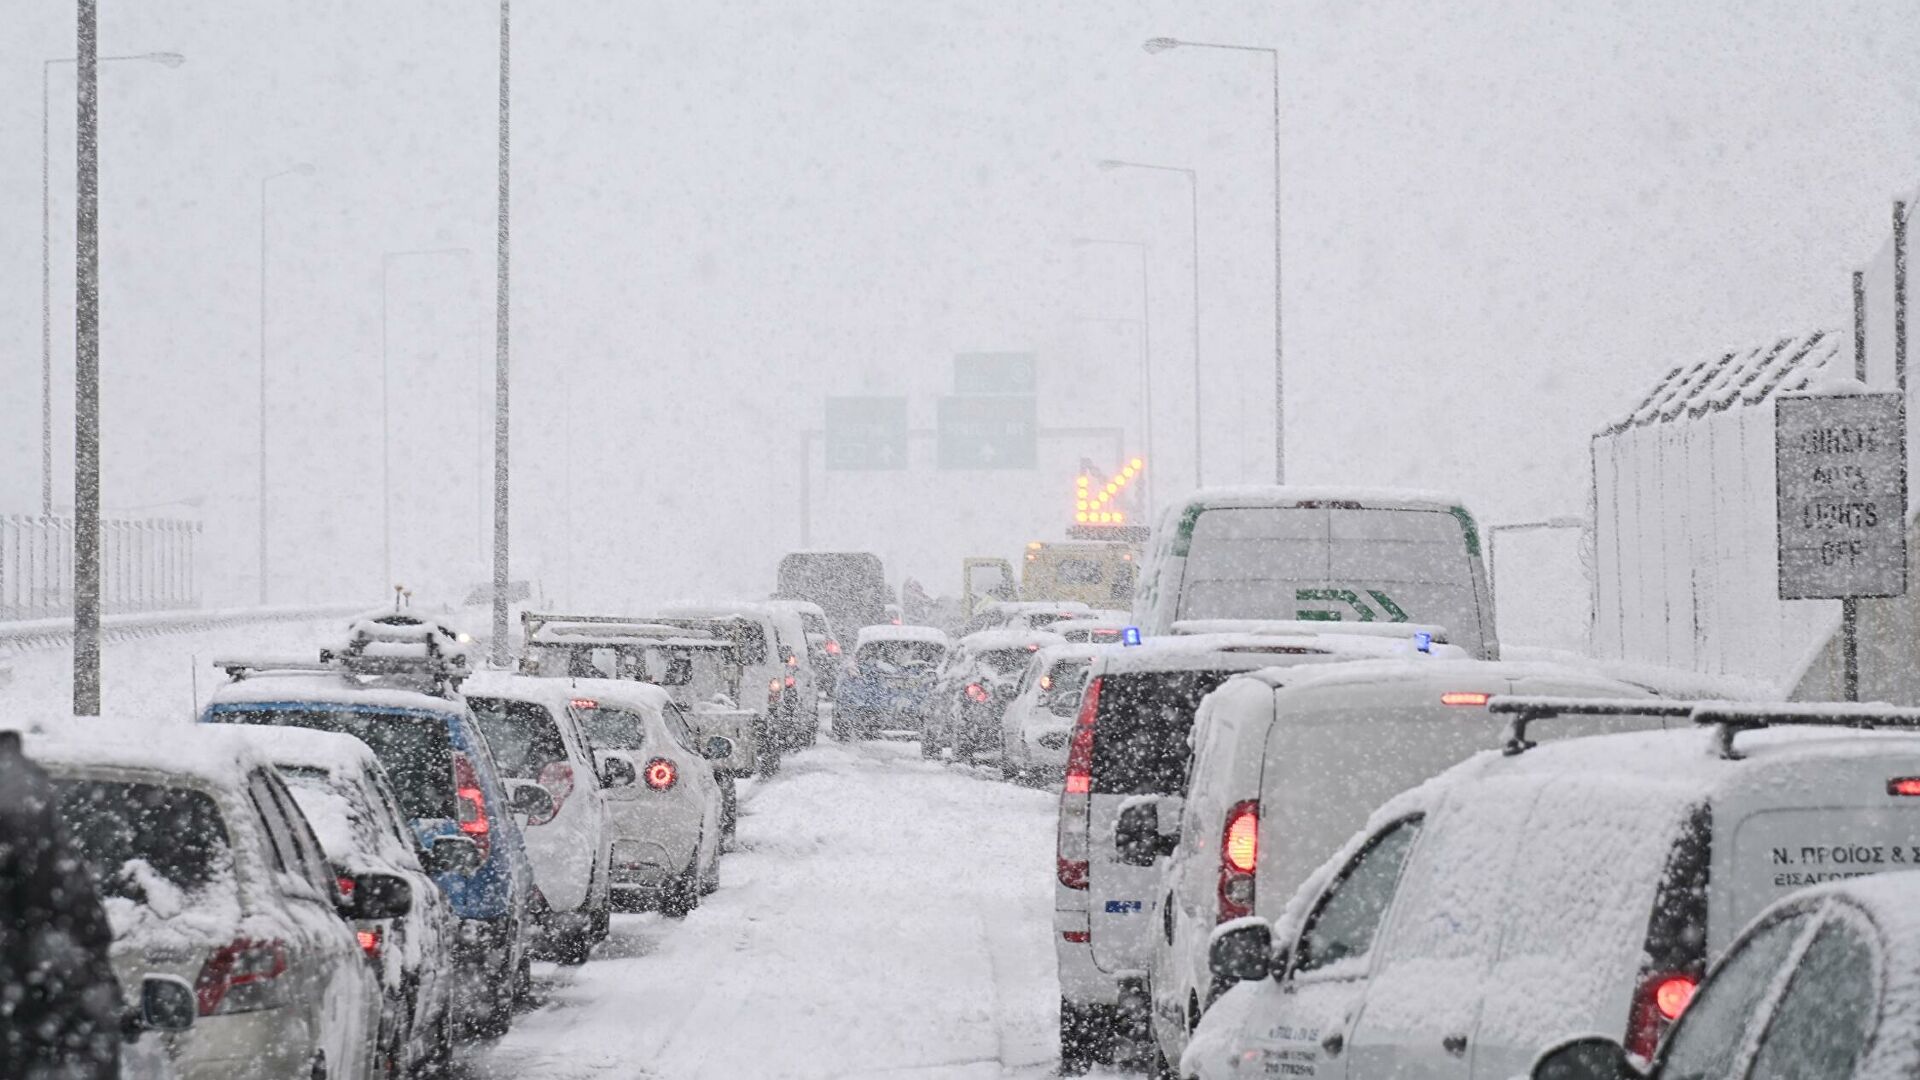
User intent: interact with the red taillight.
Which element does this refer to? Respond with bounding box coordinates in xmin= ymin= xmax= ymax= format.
xmin=1217 ymin=799 xmax=1259 ymax=923
xmin=825 ymin=639 xmax=842 ymax=655
xmin=528 ymin=761 xmax=574 ymax=826
xmin=1057 ymin=857 xmax=1089 ymax=890
xmin=195 ymin=939 xmax=289 ymax=1016
xmin=785 ymin=675 xmax=797 ymax=688
xmin=336 ymin=874 xmax=355 ymax=901
xmin=1890 ymin=777 xmax=1920 ymax=796
xmin=570 ymin=697 xmax=598 ymax=710
xmin=645 ymin=758 xmax=678 ymax=790
xmin=1056 ymin=677 xmax=1101 ymax=890
xmin=1061 ymin=930 xmax=1090 ymax=943
xmin=786 ymin=654 xmax=799 ymax=668
xmin=356 ymin=928 xmax=383 ymax=961
xmin=1626 ymin=971 xmax=1697 ymax=1058
xmin=1440 ymin=691 xmax=1491 ymax=707
xmin=965 ymin=683 xmax=990 ymax=703
xmin=1063 ymin=677 xmax=1101 ymax=796
xmin=452 ymin=752 xmax=492 ymax=859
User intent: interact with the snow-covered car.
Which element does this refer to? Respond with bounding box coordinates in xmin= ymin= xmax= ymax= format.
xmin=1183 ymin=701 xmax=1920 ymax=1080
xmin=923 ymin=628 xmax=1065 ymax=763
xmin=963 ymin=599 xmax=1094 ymax=637
xmin=657 ymin=605 xmax=803 ymax=771
xmin=832 ymin=624 xmax=951 ymax=740
xmin=996 ymin=643 xmax=1102 ymax=783
xmin=1132 ymin=486 xmax=1499 ymax=659
xmin=462 ymin=675 xmax=615 ymax=965
xmin=1530 ymin=867 xmax=1920 ymax=1080
xmin=764 ymin=599 xmax=841 ymax=699
xmin=563 ymin=679 xmax=730 ymax=916
xmin=32 ymin=725 xmax=387 ymax=1080
xmin=1054 ymin=620 xmax=1129 ymax=646
xmin=1145 ymin=661 xmax=1659 ymax=1073
xmin=201 ymin=617 xmax=536 ymax=1039
xmin=229 ymin=725 xmax=459 ymax=1076
xmin=1054 ymin=631 xmax=1442 ymax=1073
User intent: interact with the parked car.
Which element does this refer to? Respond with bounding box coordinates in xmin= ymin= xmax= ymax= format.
xmin=1529 ymin=867 xmax=1920 ymax=1080
xmin=1133 ymin=487 xmax=1498 ymax=658
xmin=461 ymin=675 xmax=615 ymax=965
xmin=1146 ymin=661 xmax=1660 ymax=1073
xmin=657 ymin=606 xmax=802 ymax=772
xmin=1053 ymin=631 xmax=1429 ymax=1073
xmin=202 ymin=614 xmax=536 ymax=1038
xmin=923 ymin=628 xmax=1065 ymax=763
xmin=996 ymin=643 xmax=1103 ymax=783
xmin=1183 ymin=700 xmax=1920 ymax=1080
xmin=228 ymin=725 xmax=458 ymax=1076
xmin=33 ymin=724 xmax=388 ymax=1080
xmin=562 ymin=679 xmax=730 ymax=916
xmin=833 ymin=624 xmax=951 ymax=740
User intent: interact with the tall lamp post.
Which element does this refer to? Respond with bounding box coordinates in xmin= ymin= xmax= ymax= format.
xmin=1143 ymin=37 xmax=1283 ymax=483
xmin=1071 ymin=236 xmax=1155 ymax=514
xmin=258 ymin=163 xmax=315 ymax=606
xmin=492 ymin=0 xmax=513 ymax=668
xmin=42 ymin=49 xmax=184 ymax=517
xmin=380 ymin=247 xmax=473 ymax=593
xmin=1098 ymin=158 xmax=1202 ymax=486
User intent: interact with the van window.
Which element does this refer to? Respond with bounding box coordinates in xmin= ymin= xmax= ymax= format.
xmin=1091 ymin=670 xmax=1233 ymax=795
xmin=1659 ymin=912 xmax=1815 ymax=1080
xmin=467 ymin=697 xmax=569 ymax=780
xmin=1744 ymin=917 xmax=1877 ymax=1078
xmin=1294 ymin=817 xmax=1421 ymax=974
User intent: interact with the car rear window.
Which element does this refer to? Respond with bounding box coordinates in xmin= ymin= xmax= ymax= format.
xmin=53 ymin=780 xmax=230 ymax=898
xmin=571 ymin=703 xmax=647 ymax=751
xmin=208 ymin=705 xmax=456 ymax=821
xmin=1090 ymin=670 xmax=1233 ymax=795
xmin=978 ymin=648 xmax=1035 ymax=676
xmin=466 ymin=697 xmax=570 ymax=779
xmin=859 ymin=641 xmax=945 ymax=673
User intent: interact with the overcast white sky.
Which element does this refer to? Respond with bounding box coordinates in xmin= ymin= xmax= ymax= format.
xmin=3 ymin=1 xmax=1917 ymax=609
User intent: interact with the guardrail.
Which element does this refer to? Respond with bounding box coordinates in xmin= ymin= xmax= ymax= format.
xmin=0 ymin=514 xmax=199 ymax=621
xmin=0 ymin=604 xmax=366 ymax=656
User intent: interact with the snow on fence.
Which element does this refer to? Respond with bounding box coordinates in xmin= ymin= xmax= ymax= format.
xmin=0 ymin=514 xmax=199 ymax=621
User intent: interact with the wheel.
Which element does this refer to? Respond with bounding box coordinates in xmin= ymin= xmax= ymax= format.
xmin=756 ymin=719 xmax=782 ymax=777
xmin=309 ymin=1052 xmax=329 ymax=1080
xmin=661 ymin=844 xmax=702 ymax=918
xmin=553 ymin=920 xmax=593 ymax=966
xmin=412 ymin=1006 xmax=453 ymax=1078
xmin=719 ymin=777 xmax=738 ymax=844
xmin=1059 ymin=999 xmax=1111 ymax=1075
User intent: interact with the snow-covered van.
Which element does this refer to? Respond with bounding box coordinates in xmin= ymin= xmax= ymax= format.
xmin=1133 ymin=487 xmax=1499 ymax=659
xmin=1144 ymin=662 xmax=1660 ymax=1072
xmin=1185 ymin=701 xmax=1920 ymax=1080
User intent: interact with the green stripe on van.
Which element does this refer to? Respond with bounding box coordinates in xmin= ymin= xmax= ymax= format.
xmin=1171 ymin=505 xmax=1205 ymax=558
xmin=1449 ymin=505 xmax=1481 ymax=557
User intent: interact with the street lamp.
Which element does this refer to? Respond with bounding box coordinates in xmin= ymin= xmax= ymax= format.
xmin=258 ymin=163 xmax=316 ymax=606
xmin=1071 ymin=237 xmax=1156 ymax=514
xmin=1097 ymin=159 xmax=1203 ymax=486
xmin=41 ymin=50 xmax=185 ymax=517
xmin=1143 ymin=36 xmax=1284 ymax=483
xmin=380 ymin=247 xmax=473 ymax=594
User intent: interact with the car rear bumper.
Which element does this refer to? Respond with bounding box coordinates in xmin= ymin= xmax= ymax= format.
xmin=171 ymin=1007 xmax=316 ymax=1080
xmin=1055 ymin=910 xmax=1123 ymax=1006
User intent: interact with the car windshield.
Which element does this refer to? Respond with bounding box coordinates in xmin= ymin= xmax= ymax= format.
xmin=206 ymin=705 xmax=457 ymax=821
xmin=52 ymin=780 xmax=229 ymax=899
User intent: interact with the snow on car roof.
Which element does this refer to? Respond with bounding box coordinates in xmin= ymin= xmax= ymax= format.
xmin=220 ymin=724 xmax=382 ymax=776
xmin=761 ymin=599 xmax=827 ymax=615
xmin=853 ymin=624 xmax=950 ymax=648
xmin=24 ymin=721 xmax=269 ymax=789
xmin=531 ymin=621 xmax=715 ymax=641
xmin=958 ymin=628 xmax=1069 ymax=651
xmin=1087 ymin=632 xmax=1418 ymax=676
xmin=1170 ymin=619 xmax=1456 ymax=645
xmin=537 ymin=676 xmax=673 ymax=714
xmin=461 ymin=670 xmax=593 ymax=708
xmin=1167 ymin=484 xmax=1474 ymax=513
xmin=977 ymin=600 xmax=1094 ymax=614
xmin=1237 ymin=658 xmax=1654 ymax=699
xmin=206 ymin=669 xmax=467 ymax=715
xmin=659 ymin=602 xmax=776 ymax=620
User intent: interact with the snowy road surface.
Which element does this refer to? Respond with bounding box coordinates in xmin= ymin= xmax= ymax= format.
xmin=453 ymin=738 xmax=1069 ymax=1079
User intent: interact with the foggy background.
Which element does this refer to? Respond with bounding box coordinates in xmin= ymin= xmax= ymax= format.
xmin=3 ymin=1 xmax=1917 ymax=616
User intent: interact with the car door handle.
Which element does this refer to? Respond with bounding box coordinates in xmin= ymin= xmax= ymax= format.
xmin=1442 ymin=1034 xmax=1468 ymax=1056
xmin=1320 ymin=1031 xmax=1344 ymax=1056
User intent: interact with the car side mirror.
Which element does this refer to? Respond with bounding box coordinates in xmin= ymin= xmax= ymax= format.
xmin=1116 ymin=802 xmax=1180 ymax=867
xmin=1530 ymin=1036 xmax=1639 ymax=1080
xmin=423 ymin=835 xmax=483 ymax=876
xmin=703 ymin=736 xmax=735 ymax=761
xmin=598 ymin=754 xmax=637 ymax=788
xmin=1209 ymin=920 xmax=1273 ymax=985
xmin=505 ymin=779 xmax=557 ymax=823
xmin=344 ymin=872 xmax=413 ymax=920
xmin=124 ymin=974 xmax=195 ymax=1038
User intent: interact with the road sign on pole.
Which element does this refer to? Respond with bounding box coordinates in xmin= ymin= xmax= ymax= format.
xmin=1775 ymin=392 xmax=1907 ymax=601
xmin=824 ymin=397 xmax=909 ymax=471
xmin=954 ymin=352 xmax=1037 ymax=395
xmin=937 ymin=395 xmax=1037 ymax=469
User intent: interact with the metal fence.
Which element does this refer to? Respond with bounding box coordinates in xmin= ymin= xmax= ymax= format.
xmin=0 ymin=515 xmax=199 ymax=621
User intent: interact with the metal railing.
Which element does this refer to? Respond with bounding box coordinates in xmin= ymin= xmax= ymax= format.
xmin=0 ymin=514 xmax=199 ymax=621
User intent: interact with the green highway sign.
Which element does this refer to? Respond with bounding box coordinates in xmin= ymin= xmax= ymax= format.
xmin=937 ymin=395 xmax=1037 ymax=470
xmin=954 ymin=352 xmax=1037 ymax=395
xmin=824 ymin=396 xmax=909 ymax=471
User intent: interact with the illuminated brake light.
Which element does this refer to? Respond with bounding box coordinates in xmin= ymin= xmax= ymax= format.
xmin=1224 ymin=809 xmax=1259 ymax=872
xmin=1626 ymin=970 xmax=1697 ymax=1058
xmin=195 ymin=939 xmax=289 ymax=1016
xmin=965 ymin=683 xmax=991 ymax=703
xmin=1063 ymin=677 xmax=1101 ymax=796
xmin=356 ymin=928 xmax=383 ymax=961
xmin=1440 ymin=691 xmax=1491 ymax=707
xmin=1654 ymin=976 xmax=1696 ymax=1020
xmin=645 ymin=758 xmax=678 ymax=790
xmin=570 ymin=698 xmax=598 ymax=710
xmin=786 ymin=654 xmax=798 ymax=668
xmin=1217 ymin=799 xmax=1259 ymax=923
xmin=785 ymin=675 xmax=796 ymax=688
xmin=1027 ymin=642 xmax=1041 ymax=651
xmin=1890 ymin=777 xmax=1920 ymax=796
xmin=336 ymin=875 xmax=355 ymax=901
xmin=452 ymin=752 xmax=492 ymax=859
xmin=825 ymin=639 xmax=841 ymax=656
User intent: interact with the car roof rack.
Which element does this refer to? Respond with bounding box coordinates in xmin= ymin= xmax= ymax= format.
xmin=521 ymin=610 xmax=720 ymax=641
xmin=1691 ymin=702 xmax=1920 ymax=759
xmin=1489 ymin=695 xmax=1696 ymax=756
xmin=213 ymin=613 xmax=472 ymax=698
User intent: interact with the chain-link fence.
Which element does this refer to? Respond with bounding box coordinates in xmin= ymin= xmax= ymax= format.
xmin=0 ymin=515 xmax=199 ymax=621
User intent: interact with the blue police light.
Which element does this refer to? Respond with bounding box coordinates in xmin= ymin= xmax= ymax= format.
xmin=1414 ymin=631 xmax=1433 ymax=654
xmin=1122 ymin=626 xmax=1143 ymax=647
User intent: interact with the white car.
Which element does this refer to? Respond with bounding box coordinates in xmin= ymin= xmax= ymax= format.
xmin=33 ymin=724 xmax=387 ymax=1080
xmin=228 ymin=725 xmax=459 ymax=1078
xmin=996 ymin=643 xmax=1103 ymax=782
xmin=659 ymin=604 xmax=804 ymax=770
xmin=564 ymin=678 xmax=730 ymax=915
xmin=462 ymin=675 xmax=615 ymax=966
xmin=1145 ymin=661 xmax=1659 ymax=1073
xmin=1184 ymin=700 xmax=1920 ymax=1080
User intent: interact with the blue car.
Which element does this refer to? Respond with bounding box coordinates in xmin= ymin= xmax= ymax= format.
xmin=832 ymin=626 xmax=951 ymax=740
xmin=201 ymin=618 xmax=536 ymax=1038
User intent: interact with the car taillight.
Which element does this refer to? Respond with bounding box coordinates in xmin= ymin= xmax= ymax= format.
xmin=570 ymin=697 xmax=598 ymax=710
xmin=452 ymin=752 xmax=492 ymax=860
xmin=1063 ymin=677 xmax=1101 ymax=796
xmin=1056 ymin=677 xmax=1101 ymax=890
xmin=787 ymin=654 xmax=799 ymax=668
xmin=785 ymin=675 xmax=797 ymax=688
xmin=1440 ymin=691 xmax=1491 ymax=707
xmin=645 ymin=758 xmax=678 ymax=790
xmin=1890 ymin=777 xmax=1920 ymax=796
xmin=965 ymin=683 xmax=991 ymax=703
xmin=336 ymin=874 xmax=355 ymax=902
xmin=1061 ymin=930 xmax=1090 ymax=943
xmin=356 ymin=928 xmax=383 ymax=961
xmin=1217 ymin=800 xmax=1259 ymax=923
xmin=825 ymin=639 xmax=841 ymax=655
xmin=530 ymin=761 xmax=574 ymax=826
xmin=1625 ymin=970 xmax=1697 ymax=1059
xmin=195 ymin=938 xmax=289 ymax=1015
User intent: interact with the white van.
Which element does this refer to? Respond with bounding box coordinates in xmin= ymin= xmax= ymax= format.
xmin=1144 ymin=662 xmax=1659 ymax=1071
xmin=1184 ymin=701 xmax=1920 ymax=1080
xmin=1133 ymin=488 xmax=1498 ymax=659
